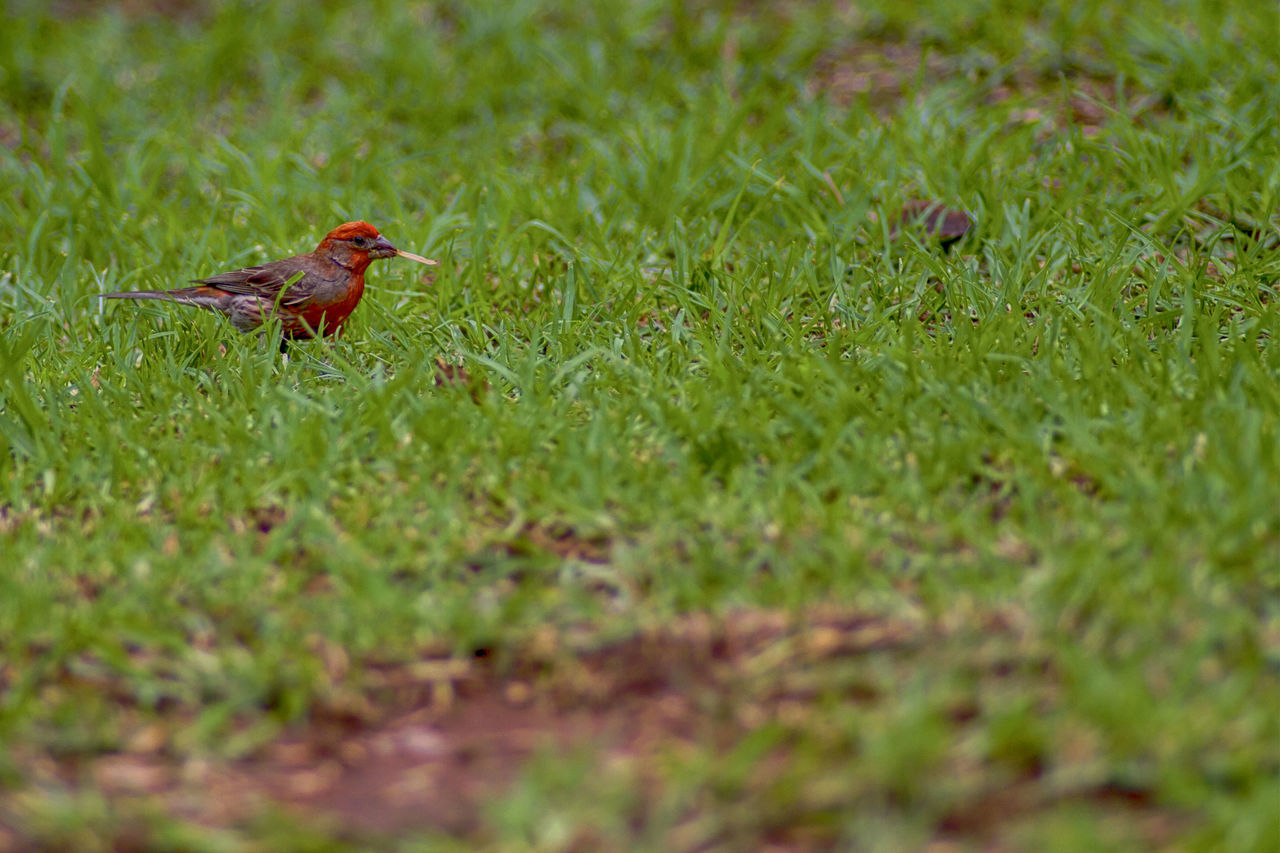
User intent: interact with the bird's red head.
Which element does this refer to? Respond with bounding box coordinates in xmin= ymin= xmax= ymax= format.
xmin=326 ymin=221 xmax=383 ymax=242
xmin=317 ymin=221 xmax=399 ymax=267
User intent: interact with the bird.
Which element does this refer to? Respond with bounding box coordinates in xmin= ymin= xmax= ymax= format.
xmin=100 ymin=221 xmax=436 ymax=343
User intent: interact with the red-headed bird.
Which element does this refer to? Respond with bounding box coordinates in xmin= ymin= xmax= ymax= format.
xmin=101 ymin=221 xmax=435 ymax=341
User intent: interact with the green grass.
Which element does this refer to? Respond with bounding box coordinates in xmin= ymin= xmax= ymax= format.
xmin=2 ymin=0 xmax=1279 ymax=850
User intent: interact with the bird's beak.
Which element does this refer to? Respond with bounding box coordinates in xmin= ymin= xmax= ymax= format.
xmin=370 ymin=235 xmax=437 ymax=265
xmin=369 ymin=235 xmax=400 ymax=259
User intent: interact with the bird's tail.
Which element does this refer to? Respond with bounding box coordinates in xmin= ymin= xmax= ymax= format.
xmin=99 ymin=287 xmax=223 ymax=307
xmin=100 ymin=290 xmax=181 ymax=301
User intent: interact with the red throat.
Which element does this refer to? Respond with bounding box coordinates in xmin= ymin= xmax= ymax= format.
xmin=337 ymin=247 xmax=375 ymax=273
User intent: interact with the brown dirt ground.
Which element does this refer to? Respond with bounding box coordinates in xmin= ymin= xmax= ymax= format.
xmin=0 ymin=608 xmax=1186 ymax=851
xmin=808 ymin=33 xmax=1164 ymax=137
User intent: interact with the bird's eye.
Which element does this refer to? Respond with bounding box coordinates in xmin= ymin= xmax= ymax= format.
xmin=351 ymin=235 xmax=367 ymax=247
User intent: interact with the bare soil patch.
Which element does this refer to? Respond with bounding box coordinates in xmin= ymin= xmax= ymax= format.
xmin=809 ymin=35 xmax=1163 ymax=135
xmin=1 ymin=608 xmax=1186 ymax=850
xmin=809 ymin=39 xmax=953 ymax=111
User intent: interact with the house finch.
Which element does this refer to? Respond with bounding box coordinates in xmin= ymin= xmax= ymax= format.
xmin=101 ymin=221 xmax=436 ymax=341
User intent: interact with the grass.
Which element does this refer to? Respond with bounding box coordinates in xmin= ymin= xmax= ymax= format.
xmin=2 ymin=0 xmax=1279 ymax=850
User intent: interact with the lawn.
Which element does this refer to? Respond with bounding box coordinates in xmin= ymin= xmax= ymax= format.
xmin=1 ymin=0 xmax=1278 ymax=850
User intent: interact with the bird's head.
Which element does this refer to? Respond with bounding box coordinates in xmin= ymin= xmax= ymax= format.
xmin=318 ymin=221 xmax=438 ymax=269
xmin=321 ymin=221 xmax=398 ymax=261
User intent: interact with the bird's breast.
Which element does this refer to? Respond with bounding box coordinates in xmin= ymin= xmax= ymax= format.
xmin=291 ymin=274 xmax=365 ymax=336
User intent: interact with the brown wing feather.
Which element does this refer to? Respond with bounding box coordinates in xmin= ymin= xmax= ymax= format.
xmin=193 ymin=259 xmax=310 ymax=306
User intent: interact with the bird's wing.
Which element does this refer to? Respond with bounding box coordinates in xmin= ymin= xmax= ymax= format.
xmin=193 ymin=261 xmax=311 ymax=306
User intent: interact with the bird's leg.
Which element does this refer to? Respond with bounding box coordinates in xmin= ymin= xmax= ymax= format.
xmin=254 ymin=329 xmax=290 ymax=361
